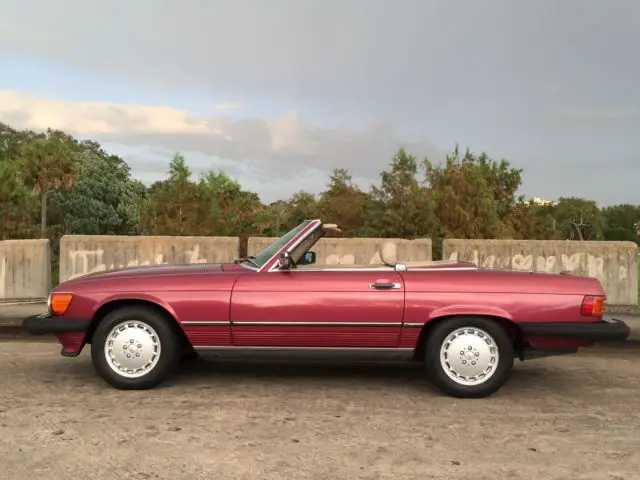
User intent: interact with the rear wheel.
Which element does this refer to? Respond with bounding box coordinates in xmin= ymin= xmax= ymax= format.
xmin=424 ymin=316 xmax=514 ymax=398
xmin=90 ymin=305 xmax=180 ymax=390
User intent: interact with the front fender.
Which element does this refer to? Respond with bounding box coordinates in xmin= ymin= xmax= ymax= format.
xmin=90 ymin=292 xmax=182 ymax=329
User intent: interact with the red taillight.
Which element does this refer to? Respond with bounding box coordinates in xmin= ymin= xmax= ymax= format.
xmin=581 ymin=295 xmax=605 ymax=317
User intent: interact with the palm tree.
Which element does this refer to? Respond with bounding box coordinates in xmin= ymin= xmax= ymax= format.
xmin=17 ymin=137 xmax=77 ymax=237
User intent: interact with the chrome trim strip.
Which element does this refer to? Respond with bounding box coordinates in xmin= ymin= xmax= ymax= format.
xmin=265 ymin=266 xmax=480 ymax=273
xmin=283 ymin=267 xmax=395 ymax=272
xmin=193 ymin=346 xmax=414 ymax=352
xmin=182 ymin=321 xmax=230 ymax=326
xmin=408 ymin=267 xmax=479 ymax=271
xmin=181 ymin=321 xmax=405 ymax=327
xmin=181 ymin=321 xmax=420 ymax=327
xmin=232 ymin=321 xmax=401 ymax=327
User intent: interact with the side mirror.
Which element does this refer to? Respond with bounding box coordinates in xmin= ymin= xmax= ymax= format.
xmin=300 ymin=251 xmax=316 ymax=265
xmin=279 ymin=251 xmax=293 ymax=270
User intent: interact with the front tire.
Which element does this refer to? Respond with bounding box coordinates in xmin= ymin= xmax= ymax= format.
xmin=424 ymin=316 xmax=514 ymax=398
xmin=90 ymin=306 xmax=180 ymax=390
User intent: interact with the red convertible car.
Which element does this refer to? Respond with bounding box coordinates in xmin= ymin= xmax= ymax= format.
xmin=23 ymin=219 xmax=630 ymax=398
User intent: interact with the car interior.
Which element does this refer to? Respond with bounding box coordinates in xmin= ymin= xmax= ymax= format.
xmin=285 ymin=223 xmax=453 ymax=270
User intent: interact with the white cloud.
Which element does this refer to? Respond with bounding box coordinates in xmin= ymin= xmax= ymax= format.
xmin=0 ymin=89 xmax=211 ymax=135
xmin=211 ymin=102 xmax=243 ymax=112
xmin=0 ymin=89 xmax=444 ymax=202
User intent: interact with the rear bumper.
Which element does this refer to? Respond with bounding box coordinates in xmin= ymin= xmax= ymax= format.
xmin=22 ymin=313 xmax=91 ymax=336
xmin=519 ymin=317 xmax=630 ymax=342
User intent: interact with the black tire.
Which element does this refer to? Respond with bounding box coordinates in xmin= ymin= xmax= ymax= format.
xmin=424 ymin=316 xmax=514 ymax=398
xmin=180 ymin=345 xmax=200 ymax=362
xmin=90 ymin=305 xmax=181 ymax=390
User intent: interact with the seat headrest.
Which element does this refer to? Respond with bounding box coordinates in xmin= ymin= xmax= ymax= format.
xmin=378 ymin=241 xmax=397 ymax=266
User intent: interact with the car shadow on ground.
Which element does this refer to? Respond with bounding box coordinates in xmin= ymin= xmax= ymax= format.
xmin=40 ymin=352 xmax=595 ymax=398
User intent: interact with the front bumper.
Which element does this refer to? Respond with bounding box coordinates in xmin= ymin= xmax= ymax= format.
xmin=22 ymin=313 xmax=91 ymax=336
xmin=519 ymin=317 xmax=630 ymax=342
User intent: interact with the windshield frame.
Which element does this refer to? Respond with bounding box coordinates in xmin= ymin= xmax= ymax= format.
xmin=241 ymin=220 xmax=319 ymax=271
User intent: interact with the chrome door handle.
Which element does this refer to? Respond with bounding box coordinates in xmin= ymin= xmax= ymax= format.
xmin=369 ymin=282 xmax=401 ymax=290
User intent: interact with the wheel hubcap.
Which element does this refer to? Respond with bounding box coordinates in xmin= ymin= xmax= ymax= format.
xmin=439 ymin=327 xmax=499 ymax=386
xmin=104 ymin=320 xmax=161 ymax=378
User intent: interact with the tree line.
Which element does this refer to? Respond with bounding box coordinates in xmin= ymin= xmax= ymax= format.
xmin=1 ymin=122 xmax=639 ymax=264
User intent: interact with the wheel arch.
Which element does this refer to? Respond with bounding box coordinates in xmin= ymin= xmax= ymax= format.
xmin=85 ymin=298 xmax=191 ymax=349
xmin=412 ymin=314 xmax=524 ymax=360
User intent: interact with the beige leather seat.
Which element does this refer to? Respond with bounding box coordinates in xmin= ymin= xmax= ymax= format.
xmin=378 ymin=241 xmax=398 ymax=266
xmin=376 ymin=240 xmax=452 ymax=268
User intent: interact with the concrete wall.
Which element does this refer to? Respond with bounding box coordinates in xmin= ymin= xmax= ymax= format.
xmin=248 ymin=237 xmax=432 ymax=265
xmin=443 ymin=239 xmax=639 ymax=312
xmin=59 ymin=235 xmax=240 ymax=282
xmin=0 ymin=239 xmax=50 ymax=301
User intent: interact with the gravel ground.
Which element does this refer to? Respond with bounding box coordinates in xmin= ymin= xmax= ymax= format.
xmin=0 ymin=340 xmax=639 ymax=480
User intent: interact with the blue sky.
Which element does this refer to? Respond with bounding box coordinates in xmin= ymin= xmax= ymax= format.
xmin=0 ymin=0 xmax=638 ymax=205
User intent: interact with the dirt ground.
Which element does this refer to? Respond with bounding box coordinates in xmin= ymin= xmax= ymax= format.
xmin=0 ymin=341 xmax=639 ymax=480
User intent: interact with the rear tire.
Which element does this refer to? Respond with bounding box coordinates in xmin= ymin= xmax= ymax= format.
xmin=90 ymin=305 xmax=180 ymax=390
xmin=424 ymin=316 xmax=514 ymax=398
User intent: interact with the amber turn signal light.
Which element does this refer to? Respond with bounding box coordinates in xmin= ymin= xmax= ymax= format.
xmin=49 ymin=293 xmax=73 ymax=315
xmin=581 ymin=295 xmax=605 ymax=317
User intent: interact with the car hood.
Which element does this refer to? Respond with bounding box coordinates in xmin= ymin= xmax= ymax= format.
xmin=60 ymin=263 xmax=226 ymax=285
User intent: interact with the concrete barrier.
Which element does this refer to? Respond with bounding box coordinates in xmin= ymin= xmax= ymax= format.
xmin=443 ymin=239 xmax=638 ymax=312
xmin=59 ymin=235 xmax=241 ymax=282
xmin=3 ymin=234 xmax=636 ymax=312
xmin=248 ymin=237 xmax=432 ymax=265
xmin=0 ymin=239 xmax=51 ymax=301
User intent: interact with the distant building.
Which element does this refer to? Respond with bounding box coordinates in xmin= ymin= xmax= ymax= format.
xmin=530 ymin=196 xmax=557 ymax=206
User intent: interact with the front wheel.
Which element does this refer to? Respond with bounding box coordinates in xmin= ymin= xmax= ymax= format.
xmin=424 ymin=316 xmax=514 ymax=398
xmin=90 ymin=306 xmax=181 ymax=390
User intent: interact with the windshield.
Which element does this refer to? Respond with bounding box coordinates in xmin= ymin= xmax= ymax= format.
xmin=245 ymin=220 xmax=314 ymax=270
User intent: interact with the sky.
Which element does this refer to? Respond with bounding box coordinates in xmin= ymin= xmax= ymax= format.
xmin=0 ymin=0 xmax=638 ymax=205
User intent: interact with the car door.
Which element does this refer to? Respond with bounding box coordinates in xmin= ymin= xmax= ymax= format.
xmin=229 ymin=269 xmax=405 ymax=347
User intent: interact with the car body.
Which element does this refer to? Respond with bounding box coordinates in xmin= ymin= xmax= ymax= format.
xmin=23 ymin=219 xmax=630 ymax=398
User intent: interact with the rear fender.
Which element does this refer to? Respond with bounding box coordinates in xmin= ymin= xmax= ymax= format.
xmin=427 ymin=305 xmax=513 ymax=322
xmin=412 ymin=311 xmax=519 ymax=361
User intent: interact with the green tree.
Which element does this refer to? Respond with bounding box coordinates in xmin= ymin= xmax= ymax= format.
xmin=49 ymin=151 xmax=147 ymax=235
xmin=140 ymin=153 xmax=199 ymax=235
xmin=196 ymin=170 xmax=262 ymax=236
xmin=1 ymin=123 xmax=36 ymax=163
xmin=0 ymin=160 xmax=38 ymax=239
xmin=553 ymin=197 xmax=605 ymax=240
xmin=364 ymin=148 xmax=436 ymax=239
xmin=16 ymin=136 xmax=77 ymax=236
xmin=508 ymin=200 xmax=558 ymax=240
xmin=285 ymin=191 xmax=317 ymax=225
xmin=253 ymin=191 xmax=317 ymax=237
xmin=425 ymin=145 xmax=522 ymax=239
xmin=601 ymin=204 xmax=640 ymax=244
xmin=316 ymin=168 xmax=368 ymax=236
xmin=254 ymin=200 xmax=293 ymax=237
